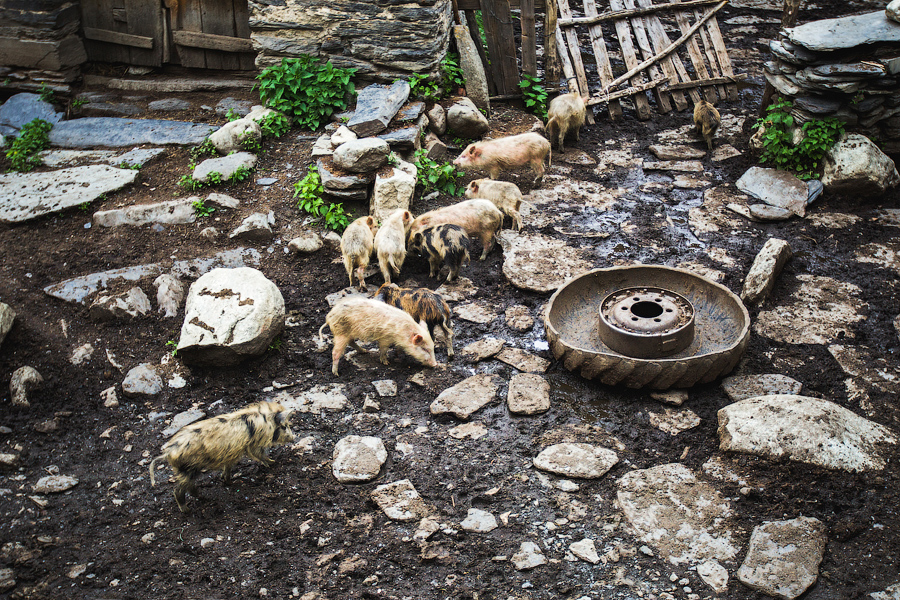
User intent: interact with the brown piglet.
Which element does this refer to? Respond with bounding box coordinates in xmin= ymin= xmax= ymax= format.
xmin=375 ymin=283 xmax=455 ymax=356
xmin=453 ymin=132 xmax=551 ymax=185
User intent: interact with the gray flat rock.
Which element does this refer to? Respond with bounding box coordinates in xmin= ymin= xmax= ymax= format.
xmin=749 ymin=204 xmax=793 ymax=221
xmin=122 ymin=363 xmax=163 ymax=398
xmin=642 ymin=160 xmax=704 ymax=172
xmin=499 ymin=231 xmax=592 ymax=293
xmin=93 ymin=198 xmax=196 ymax=228
xmin=162 ymin=409 xmax=206 ymax=437
xmin=460 ymin=508 xmax=498 ymax=533
xmin=495 ymin=347 xmax=550 ymax=373
xmin=270 ymin=384 xmax=348 ymax=414
xmin=511 ymin=541 xmax=547 ymax=570
xmin=0 ymin=166 xmax=138 ymax=224
xmin=370 ymin=479 xmax=429 ymax=521
xmin=348 ymin=81 xmax=411 ymax=137
xmin=430 ymin=374 xmax=501 ymax=419
xmin=193 ymin=152 xmax=257 ymax=183
xmin=534 ymin=443 xmax=618 ymax=478
xmin=460 ymin=337 xmax=504 ymax=362
xmin=718 ymin=394 xmax=898 ymax=472
xmin=50 ymin=117 xmax=216 ymax=148
xmin=39 ymin=150 xmax=119 ymax=167
xmin=0 ymin=93 xmax=64 ymax=131
xmin=507 ymin=373 xmax=550 ymax=415
xmin=738 ymin=517 xmax=827 ymax=600
xmin=721 ymin=374 xmax=803 ymax=402
xmin=32 ymin=475 xmax=78 ymax=494
xmin=648 ymin=408 xmax=701 ymax=435
xmin=109 ymin=147 xmax=165 ymax=168
xmin=786 ymin=10 xmax=900 ymax=51
xmin=148 ymin=98 xmax=192 ymax=111
xmin=648 ymin=145 xmax=706 ymax=160
xmin=736 ymin=167 xmax=808 ymax=217
xmin=332 ymin=435 xmax=387 ymax=483
xmin=741 ymin=238 xmax=792 ymax=305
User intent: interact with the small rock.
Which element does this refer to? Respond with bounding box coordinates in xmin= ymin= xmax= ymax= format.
xmin=0 ymin=453 xmax=18 ymax=467
xmin=569 ymin=538 xmax=600 ymax=564
xmin=332 ymin=435 xmax=387 ymax=483
xmin=495 ymin=347 xmax=549 ymax=373
xmin=372 ymin=380 xmax=397 ymax=397
xmin=649 ymin=390 xmax=688 ymax=406
xmin=33 ymin=475 xmax=78 ymax=493
xmin=332 ymin=138 xmax=390 ymax=173
xmin=370 ymin=479 xmax=429 ymax=521
xmin=533 ymin=443 xmax=618 ymax=479
xmin=122 ymin=364 xmax=163 ymax=398
xmin=154 ymin=274 xmax=184 ymax=318
xmin=330 ymin=125 xmax=357 ymax=146
xmin=206 ymin=192 xmax=240 ymax=209
xmin=430 ymin=374 xmax=501 ymax=419
xmin=448 ymin=422 xmax=488 ymax=440
xmin=141 ymin=533 xmax=156 ymax=544
xmin=505 ymin=305 xmax=534 ymax=332
xmin=209 ymin=118 xmax=261 ymax=155
xmin=0 ymin=302 xmax=16 ymax=346
xmin=70 ymin=343 xmax=94 ymax=365
xmin=101 ymin=386 xmax=119 ymax=408
xmin=648 ymin=145 xmax=706 ymax=160
xmin=89 ymin=287 xmax=151 ymax=321
xmin=447 ymin=97 xmax=489 ymax=138
xmin=200 ymin=227 xmax=219 ymax=240
xmin=10 ymin=366 xmax=43 ymax=407
xmin=193 ymin=152 xmax=257 ymax=184
xmin=507 ymin=373 xmax=550 ymax=415
xmin=288 ymin=231 xmax=323 ymax=253
xmin=230 ymin=212 xmax=275 ymax=242
xmin=711 ymin=144 xmax=741 ymax=162
xmin=67 ymin=564 xmax=87 ymax=579
xmin=822 ymin=133 xmax=899 ymax=196
xmin=648 ymin=408 xmax=701 ymax=435
xmin=362 ymin=395 xmax=380 ymax=413
xmin=460 ymin=508 xmax=498 ymax=533
xmin=162 ymin=409 xmax=206 ymax=436
xmin=0 ymin=568 xmax=14 ymax=592
xmin=511 ymin=541 xmax=547 ymax=570
xmin=454 ymin=303 xmax=496 ymax=324
xmin=697 ymin=559 xmax=729 ymax=594
xmin=427 ymin=104 xmax=446 ymax=135
xmin=460 ymin=337 xmax=505 ymax=362
xmin=200 ymin=537 xmax=215 ymax=548
xmin=741 ymin=238 xmax=792 ymax=305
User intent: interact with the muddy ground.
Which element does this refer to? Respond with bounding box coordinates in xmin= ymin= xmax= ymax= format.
xmin=1 ymin=2 xmax=899 ymax=599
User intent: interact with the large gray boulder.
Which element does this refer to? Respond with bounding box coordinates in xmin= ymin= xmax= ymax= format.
xmin=348 ymin=81 xmax=410 ymax=137
xmin=0 ymin=93 xmax=64 ymax=133
xmin=821 ymin=133 xmax=899 ymax=196
xmin=332 ymin=138 xmax=390 ymax=173
xmin=177 ymin=267 xmax=285 ymax=366
xmin=447 ymin=97 xmax=490 ymax=139
xmin=370 ymin=159 xmax=416 ymax=223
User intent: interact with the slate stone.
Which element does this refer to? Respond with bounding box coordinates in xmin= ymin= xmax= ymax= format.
xmin=332 ymin=435 xmax=387 ymax=483
xmin=110 ymin=147 xmax=165 ymax=168
xmin=148 ymin=98 xmax=192 ymax=111
xmin=317 ymin=158 xmax=372 ymax=191
xmin=162 ymin=409 xmax=206 ymax=436
xmin=748 ymin=204 xmax=793 ymax=221
xmin=79 ymin=102 xmax=143 ymax=118
xmin=370 ymin=479 xmax=429 ymax=521
xmin=736 ymin=167 xmax=809 ymax=217
xmin=395 ymin=101 xmax=426 ymax=123
xmin=430 ymin=374 xmax=501 ymax=419
xmin=377 ymin=125 xmax=422 ymax=152
xmin=215 ymin=97 xmax=254 ymax=116
xmin=50 ymin=117 xmax=216 ymax=148
xmin=453 ymin=24 xmax=490 ymax=115
xmin=0 ymin=93 xmax=64 ymax=132
xmin=93 ymin=198 xmax=196 ymax=228
xmin=812 ymin=63 xmax=887 ymax=79
xmin=786 ymin=11 xmax=900 ymax=51
xmin=122 ymin=364 xmax=163 ymax=397
xmin=794 ymin=96 xmax=841 ymax=114
xmin=738 ymin=517 xmax=827 ymax=600
xmin=348 ymin=81 xmax=411 ymax=137
xmin=499 ymin=231 xmax=592 ymax=293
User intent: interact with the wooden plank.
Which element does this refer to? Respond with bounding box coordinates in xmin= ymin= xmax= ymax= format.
xmin=558 ymin=0 xmax=724 ymax=26
xmin=662 ymin=73 xmax=747 ymax=90
xmin=645 ymin=1 xmax=699 ymax=104
xmin=83 ymin=27 xmax=153 ymax=49
xmin=173 ymin=30 xmax=253 ymax=52
xmin=200 ymin=0 xmax=231 ymax=69
xmin=459 ymin=0 xmax=546 ymax=9
xmin=80 ymin=0 xmax=132 ymax=64
xmin=174 ymin=0 xmax=207 ymax=68
xmin=464 ymin=9 xmax=496 ymax=96
xmin=557 ymin=0 xmax=595 ymax=123
xmin=232 ymin=0 xmax=256 ymax=70
xmin=697 ymin=6 xmax=738 ymax=99
xmin=587 ymin=76 xmax=666 ymax=105
xmin=609 ymin=0 xmax=651 ymax=119
xmin=124 ymin=0 xmax=164 ymax=66
xmin=622 ymin=0 xmax=671 ymax=113
xmin=479 ymin=0 xmax=511 ymax=94
xmin=521 ymin=0 xmax=537 ymax=77
xmin=668 ymin=0 xmax=712 ymax=103
xmin=544 ymin=0 xmax=561 ymax=86
xmin=582 ymin=0 xmax=622 ymax=119
xmin=634 ymin=0 xmax=687 ymax=110
xmin=495 ymin=0 xmax=522 ymax=95
xmin=554 ymin=25 xmax=579 ymax=94
xmin=692 ymin=7 xmax=727 ymax=100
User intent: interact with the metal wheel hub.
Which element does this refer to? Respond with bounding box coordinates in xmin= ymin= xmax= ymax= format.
xmin=598 ymin=287 xmax=695 ymax=358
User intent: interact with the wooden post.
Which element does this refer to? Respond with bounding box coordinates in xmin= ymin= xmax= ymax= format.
xmin=521 ymin=0 xmax=537 ymax=77
xmin=759 ymin=0 xmax=802 ymax=115
xmin=544 ymin=0 xmax=561 ymax=86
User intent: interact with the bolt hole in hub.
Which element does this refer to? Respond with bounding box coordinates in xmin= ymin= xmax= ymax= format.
xmin=598 ymin=287 xmax=695 ymax=358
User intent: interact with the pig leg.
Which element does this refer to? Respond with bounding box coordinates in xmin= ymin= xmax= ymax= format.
xmin=377 ymin=342 xmax=391 ymax=365
xmin=511 ymin=210 xmax=523 ymax=232
xmin=489 ymin=166 xmax=501 ymax=180
xmin=428 ymin=254 xmax=442 ymax=279
xmin=350 ymin=340 xmax=369 ymax=354
xmin=530 ymin=158 xmax=545 ymax=186
xmin=222 ymin=465 xmax=232 ymax=485
xmin=331 ymin=334 xmax=351 ymax=376
xmin=478 ymin=230 xmax=495 ymax=260
xmin=378 ymin=254 xmax=392 ymax=284
xmin=343 ymin=256 xmax=354 ymax=288
xmin=355 ymin=265 xmax=368 ymax=292
xmin=441 ymin=322 xmax=455 ymax=356
xmin=443 ymin=255 xmax=458 ymax=282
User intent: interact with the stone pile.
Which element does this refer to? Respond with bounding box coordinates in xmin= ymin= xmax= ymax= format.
xmin=765 ymin=9 xmax=900 ymax=152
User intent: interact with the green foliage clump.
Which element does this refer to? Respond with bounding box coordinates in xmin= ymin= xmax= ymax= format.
xmin=256 ymin=112 xmax=291 ymax=138
xmin=408 ymin=73 xmax=442 ymax=102
xmin=39 ymin=84 xmax=55 ymax=104
xmin=230 ymin=165 xmax=252 ymax=183
xmin=192 ymin=199 xmax=216 ymax=218
xmin=413 ymin=148 xmax=464 ymax=196
xmin=190 ymin=139 xmax=217 ymax=162
xmin=440 ymin=53 xmax=466 ymax=95
xmin=240 ymin=132 xmax=261 ymax=154
xmin=256 ymin=56 xmax=356 ymax=131
xmin=5 ymin=118 xmax=52 ymax=172
xmin=518 ymin=74 xmax=547 ymax=120
xmin=293 ymin=165 xmax=350 ymax=232
xmin=754 ymin=98 xmax=845 ymax=180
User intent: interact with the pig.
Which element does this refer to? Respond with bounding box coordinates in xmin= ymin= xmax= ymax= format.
xmin=465 ymin=178 xmax=523 ymax=231
xmin=340 ymin=216 xmax=377 ymax=291
xmin=318 ymin=297 xmax=438 ymax=376
xmin=408 ymin=199 xmax=502 ymax=260
xmin=373 ymin=209 xmax=413 ymax=284
xmin=408 ymin=224 xmax=471 ymax=282
xmin=375 ymin=283 xmax=455 ymax=356
xmin=546 ymin=92 xmax=587 ymax=153
xmin=149 ymin=401 xmax=295 ymax=513
xmin=693 ymin=99 xmax=720 ymax=151
xmin=453 ymin=132 xmax=551 ymax=185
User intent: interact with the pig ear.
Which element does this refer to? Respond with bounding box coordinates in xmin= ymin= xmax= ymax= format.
xmin=411 ymin=333 xmax=424 ymax=346
xmin=403 ymin=211 xmax=412 ymax=221
xmin=467 ymin=145 xmax=477 ymax=156
xmin=275 ymin=410 xmax=290 ymax=425
xmin=470 ymin=182 xmax=479 ymax=193
xmin=366 ymin=216 xmax=375 ymax=226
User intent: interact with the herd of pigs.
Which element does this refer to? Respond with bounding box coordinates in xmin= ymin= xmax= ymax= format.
xmin=149 ymin=92 xmax=722 ymax=512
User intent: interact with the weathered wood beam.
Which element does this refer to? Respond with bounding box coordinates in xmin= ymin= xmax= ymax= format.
xmin=558 ymin=0 xmax=725 ymax=27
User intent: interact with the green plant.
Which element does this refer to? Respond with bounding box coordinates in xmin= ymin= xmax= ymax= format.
xmin=268 ymin=337 xmax=283 ymax=351
xmin=754 ymin=98 xmax=845 ymax=179
xmin=179 ymin=174 xmax=204 ymax=192
xmin=225 ymin=108 xmax=241 ymax=122
xmin=118 ymin=162 xmax=141 ymax=170
xmin=229 ymin=166 xmax=252 ymax=183
xmin=192 ymin=199 xmax=216 ymax=218
xmin=255 ymin=55 xmax=356 ymax=131
xmin=166 ymin=340 xmax=178 ymax=357
xmin=518 ymin=74 xmax=547 ymax=120
xmin=256 ymin=112 xmax=291 ymax=138
xmin=38 ymin=84 xmax=55 ymax=104
xmin=293 ymin=165 xmax=350 ymax=232
xmin=5 ymin=118 xmax=52 ymax=172
xmin=387 ymin=152 xmax=399 ymax=166
xmin=71 ymin=97 xmax=88 ymax=109
xmin=408 ymin=73 xmax=442 ymax=102
xmin=440 ymin=53 xmax=466 ymax=95
xmin=206 ymin=171 xmax=223 ymax=186
xmin=413 ymin=148 xmax=464 ymax=196
xmin=190 ymin=139 xmax=217 ymax=161
xmin=240 ymin=131 xmax=261 ymax=153
xmin=78 ymin=201 xmax=91 ymax=212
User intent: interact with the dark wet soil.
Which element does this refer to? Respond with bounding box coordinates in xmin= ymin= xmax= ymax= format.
xmin=1 ymin=1 xmax=899 ymax=598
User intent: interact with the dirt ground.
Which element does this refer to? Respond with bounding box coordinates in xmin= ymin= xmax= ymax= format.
xmin=1 ymin=2 xmax=899 ymax=599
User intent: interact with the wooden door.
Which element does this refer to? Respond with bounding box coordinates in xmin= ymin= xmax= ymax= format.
xmin=81 ymin=0 xmax=165 ymax=67
xmin=170 ymin=0 xmax=256 ymax=70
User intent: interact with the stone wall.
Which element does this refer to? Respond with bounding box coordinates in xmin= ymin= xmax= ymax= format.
xmin=249 ymin=0 xmax=453 ymax=82
xmin=766 ymin=9 xmax=900 ymax=154
xmin=0 ymin=0 xmax=86 ymax=93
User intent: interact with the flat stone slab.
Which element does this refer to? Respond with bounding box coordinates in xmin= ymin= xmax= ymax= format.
xmin=332 ymin=435 xmax=387 ymax=483
xmin=0 ymin=166 xmax=138 ymax=224
xmin=162 ymin=409 xmax=206 ymax=437
xmin=460 ymin=508 xmax=498 ymax=533
xmin=829 ymin=344 xmax=900 ymax=394
xmin=460 ymin=337 xmax=505 ymax=362
xmin=271 ymin=384 xmax=348 ymax=414
xmin=43 ymin=248 xmax=260 ymax=305
xmin=737 ymin=517 xmax=827 ymax=600
xmin=448 ymin=421 xmax=488 ymax=440
xmin=648 ymin=145 xmax=706 ymax=160
xmin=721 ymin=374 xmax=802 ymax=402
xmin=430 ymin=374 xmax=501 ymax=419
xmin=643 ymin=160 xmax=704 ymax=172
xmin=512 ymin=541 xmax=547 ymax=570
xmin=616 ymin=463 xmax=738 ymax=565
xmin=32 ymin=475 xmax=78 ymax=494
xmin=533 ymin=443 xmax=618 ymax=479
xmin=718 ymin=394 xmax=898 ymax=472
xmin=741 ymin=238 xmax=792 ymax=305
xmin=0 ymin=93 xmax=64 ymax=131
xmin=786 ymin=10 xmax=900 ymax=51
xmin=736 ymin=167 xmax=808 ymax=217
xmin=648 ymin=408 xmax=701 ymax=435
xmin=348 ymin=81 xmax=410 ymax=137
xmin=93 ymin=198 xmax=196 ymax=228
xmin=50 ymin=117 xmax=216 ymax=148
xmin=495 ymin=347 xmax=550 ymax=373
xmin=499 ymin=232 xmax=592 ymax=293
xmin=507 ymin=373 xmax=550 ymax=415
xmin=454 ymin=303 xmax=496 ymax=324
xmin=754 ymin=274 xmax=866 ymax=344
xmin=370 ymin=479 xmax=429 ymax=521
xmin=569 ymin=538 xmax=600 ymax=564
xmin=39 ymin=149 xmax=119 ymax=167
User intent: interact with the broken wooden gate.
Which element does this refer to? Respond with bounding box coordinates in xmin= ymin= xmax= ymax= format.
xmin=81 ymin=0 xmax=255 ymax=70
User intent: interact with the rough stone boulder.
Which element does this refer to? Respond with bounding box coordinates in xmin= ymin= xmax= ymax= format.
xmin=821 ymin=133 xmax=900 ymax=196
xmin=332 ymin=138 xmax=390 ymax=173
xmin=176 ymin=267 xmax=285 ymax=366
xmin=208 ymin=118 xmax=262 ymax=155
xmin=371 ymin=158 xmax=416 ymax=222
xmin=447 ymin=97 xmax=490 ymax=139
xmin=193 ymin=152 xmax=257 ymax=184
